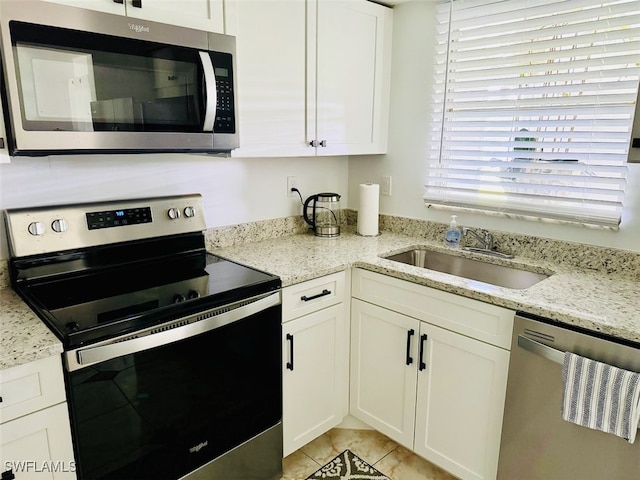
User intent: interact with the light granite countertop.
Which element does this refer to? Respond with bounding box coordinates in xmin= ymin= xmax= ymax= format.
xmin=210 ymin=227 xmax=640 ymax=345
xmin=0 ymin=288 xmax=63 ymax=370
xmin=1 ymin=223 xmax=638 ymax=370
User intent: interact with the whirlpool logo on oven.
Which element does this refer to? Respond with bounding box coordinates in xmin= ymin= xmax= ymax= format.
xmin=189 ymin=441 xmax=209 ymax=454
xmin=128 ymin=23 xmax=150 ymax=33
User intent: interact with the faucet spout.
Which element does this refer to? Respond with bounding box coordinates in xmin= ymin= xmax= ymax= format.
xmin=462 ymin=227 xmax=493 ymax=250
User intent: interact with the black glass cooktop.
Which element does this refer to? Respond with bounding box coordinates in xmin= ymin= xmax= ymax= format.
xmin=17 ymin=252 xmax=280 ymax=348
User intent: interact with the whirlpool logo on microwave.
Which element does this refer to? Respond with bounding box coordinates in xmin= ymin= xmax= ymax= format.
xmin=189 ymin=441 xmax=209 ymax=454
xmin=128 ymin=23 xmax=150 ymax=33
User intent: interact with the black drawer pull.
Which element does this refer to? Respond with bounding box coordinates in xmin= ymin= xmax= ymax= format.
xmin=113 ymin=0 xmax=124 ymax=4
xmin=406 ymin=329 xmax=415 ymax=365
xmin=286 ymin=334 xmax=294 ymax=371
xmin=132 ymin=0 xmax=142 ymax=7
xmin=419 ymin=334 xmax=428 ymax=371
xmin=300 ymin=289 xmax=331 ymax=302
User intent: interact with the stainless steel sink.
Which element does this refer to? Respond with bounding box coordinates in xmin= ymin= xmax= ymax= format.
xmin=382 ymin=248 xmax=549 ymax=289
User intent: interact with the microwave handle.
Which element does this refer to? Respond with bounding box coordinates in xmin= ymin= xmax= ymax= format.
xmin=199 ymin=52 xmax=217 ymax=132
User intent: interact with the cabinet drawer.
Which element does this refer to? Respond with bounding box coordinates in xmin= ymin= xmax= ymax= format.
xmin=0 ymin=356 xmax=66 ymax=424
xmin=282 ymin=271 xmax=346 ymax=322
xmin=352 ymin=269 xmax=514 ymax=349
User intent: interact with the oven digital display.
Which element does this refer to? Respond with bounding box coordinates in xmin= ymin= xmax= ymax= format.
xmin=86 ymin=207 xmax=152 ymax=230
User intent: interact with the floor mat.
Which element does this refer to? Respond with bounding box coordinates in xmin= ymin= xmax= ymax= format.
xmin=306 ymin=449 xmax=391 ymax=480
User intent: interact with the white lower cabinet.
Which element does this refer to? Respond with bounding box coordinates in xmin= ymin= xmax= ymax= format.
xmin=350 ymin=269 xmax=513 ymax=480
xmin=350 ymin=299 xmax=418 ymax=448
xmin=0 ymin=356 xmax=76 ymax=479
xmin=282 ymin=272 xmax=349 ymax=457
xmin=0 ymin=403 xmax=76 ymax=480
xmin=413 ymin=319 xmax=510 ymax=480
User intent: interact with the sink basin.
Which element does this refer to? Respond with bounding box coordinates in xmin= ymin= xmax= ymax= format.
xmin=382 ymin=248 xmax=549 ymax=289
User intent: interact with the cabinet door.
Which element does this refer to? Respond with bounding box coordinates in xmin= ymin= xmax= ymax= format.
xmin=314 ymin=0 xmax=392 ymax=155
xmin=125 ymin=0 xmax=224 ymax=33
xmin=39 ymin=0 xmax=125 ymax=14
xmin=350 ymin=299 xmax=418 ymax=449
xmin=414 ymin=322 xmax=510 ymax=480
xmin=228 ymin=0 xmax=314 ymax=157
xmin=282 ymin=303 xmax=348 ymax=456
xmin=0 ymin=403 xmax=76 ymax=480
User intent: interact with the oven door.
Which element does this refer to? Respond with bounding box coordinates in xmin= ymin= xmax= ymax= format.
xmin=0 ymin=0 xmax=238 ymax=155
xmin=65 ymin=294 xmax=281 ymax=480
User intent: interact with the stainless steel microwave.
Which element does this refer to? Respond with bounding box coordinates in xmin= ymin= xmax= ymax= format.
xmin=0 ymin=1 xmax=238 ymax=156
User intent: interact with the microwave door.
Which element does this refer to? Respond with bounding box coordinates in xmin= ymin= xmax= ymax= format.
xmin=199 ymin=51 xmax=217 ymax=133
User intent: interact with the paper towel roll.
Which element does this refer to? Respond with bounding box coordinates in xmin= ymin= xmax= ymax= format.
xmin=357 ymin=183 xmax=380 ymax=236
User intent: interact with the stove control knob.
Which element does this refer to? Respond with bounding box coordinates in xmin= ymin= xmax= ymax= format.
xmin=167 ymin=208 xmax=181 ymax=220
xmin=27 ymin=222 xmax=45 ymax=236
xmin=184 ymin=206 xmax=196 ymax=218
xmin=65 ymin=321 xmax=80 ymax=332
xmin=173 ymin=294 xmax=186 ymax=303
xmin=51 ymin=218 xmax=69 ymax=233
xmin=187 ymin=290 xmax=200 ymax=299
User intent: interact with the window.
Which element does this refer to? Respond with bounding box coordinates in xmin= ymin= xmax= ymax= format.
xmin=425 ymin=0 xmax=640 ymax=229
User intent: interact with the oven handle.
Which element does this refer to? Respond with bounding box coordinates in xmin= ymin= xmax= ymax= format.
xmin=69 ymin=292 xmax=280 ymax=371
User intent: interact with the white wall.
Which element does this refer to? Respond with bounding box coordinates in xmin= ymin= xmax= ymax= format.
xmin=0 ymin=153 xmax=349 ymax=259
xmin=348 ymin=1 xmax=640 ymax=253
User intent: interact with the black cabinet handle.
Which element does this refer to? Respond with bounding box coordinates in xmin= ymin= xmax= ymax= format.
xmin=132 ymin=0 xmax=142 ymax=7
xmin=406 ymin=329 xmax=415 ymax=365
xmin=2 ymin=469 xmax=16 ymax=480
xmin=419 ymin=334 xmax=428 ymax=371
xmin=113 ymin=0 xmax=124 ymax=4
xmin=300 ymin=289 xmax=331 ymax=302
xmin=286 ymin=334 xmax=294 ymax=371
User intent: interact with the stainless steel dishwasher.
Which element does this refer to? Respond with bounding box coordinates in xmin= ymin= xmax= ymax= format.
xmin=497 ymin=313 xmax=640 ymax=480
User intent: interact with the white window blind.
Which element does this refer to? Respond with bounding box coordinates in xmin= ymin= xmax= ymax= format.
xmin=425 ymin=0 xmax=640 ymax=229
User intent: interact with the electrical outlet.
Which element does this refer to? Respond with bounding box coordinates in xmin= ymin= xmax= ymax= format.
xmin=381 ymin=176 xmax=392 ymax=196
xmin=287 ymin=176 xmax=298 ymax=197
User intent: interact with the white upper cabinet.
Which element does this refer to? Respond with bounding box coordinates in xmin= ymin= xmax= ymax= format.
xmin=39 ymin=0 xmax=126 ymax=15
xmin=125 ymin=0 xmax=224 ymax=34
xmin=226 ymin=0 xmax=311 ymax=157
xmin=314 ymin=1 xmax=392 ymax=155
xmin=228 ymin=0 xmax=392 ymax=157
xmin=40 ymin=0 xmax=225 ymax=33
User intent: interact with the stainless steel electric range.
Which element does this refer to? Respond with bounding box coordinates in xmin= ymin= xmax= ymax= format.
xmin=4 ymin=194 xmax=283 ymax=480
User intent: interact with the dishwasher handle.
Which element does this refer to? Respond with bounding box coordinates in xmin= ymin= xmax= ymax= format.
xmin=518 ymin=335 xmax=565 ymax=364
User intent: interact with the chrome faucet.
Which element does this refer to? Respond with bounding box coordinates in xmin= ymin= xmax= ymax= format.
xmin=462 ymin=227 xmax=493 ymax=251
xmin=461 ymin=227 xmax=514 ymax=259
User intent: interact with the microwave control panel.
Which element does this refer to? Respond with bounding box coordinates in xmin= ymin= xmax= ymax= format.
xmin=211 ymin=52 xmax=235 ymax=134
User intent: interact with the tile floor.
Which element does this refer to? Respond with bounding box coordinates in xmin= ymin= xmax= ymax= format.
xmin=280 ymin=428 xmax=458 ymax=480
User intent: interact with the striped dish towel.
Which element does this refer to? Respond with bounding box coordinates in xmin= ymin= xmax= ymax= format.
xmin=562 ymin=352 xmax=640 ymax=443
